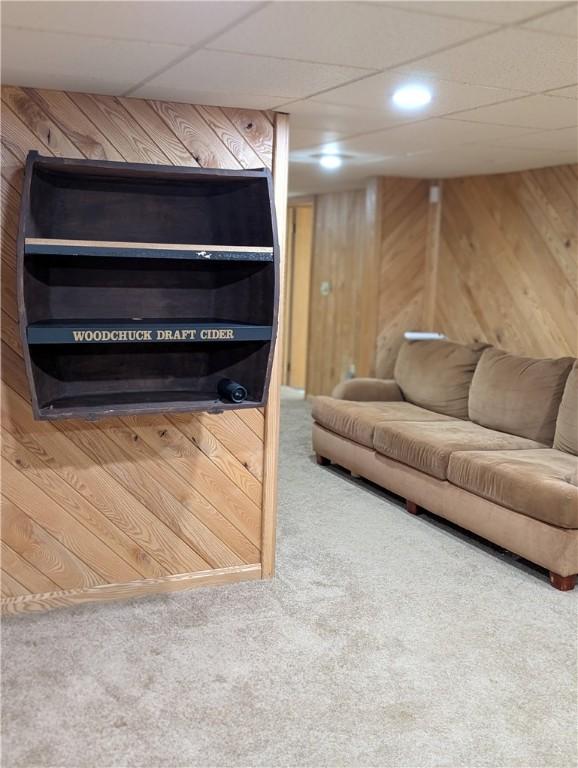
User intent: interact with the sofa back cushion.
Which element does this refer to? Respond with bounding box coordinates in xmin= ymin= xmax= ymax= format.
xmin=393 ymin=339 xmax=487 ymax=419
xmin=469 ymin=347 xmax=574 ymax=444
xmin=554 ymin=361 xmax=578 ymax=455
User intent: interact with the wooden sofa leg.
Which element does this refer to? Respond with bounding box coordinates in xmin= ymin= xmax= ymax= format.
xmin=316 ymin=453 xmax=330 ymax=466
xmin=406 ymin=500 xmax=422 ymax=515
xmin=549 ymin=572 xmax=576 ymax=591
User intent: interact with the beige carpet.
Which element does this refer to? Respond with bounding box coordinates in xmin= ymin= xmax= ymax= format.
xmin=2 ymin=397 xmax=577 ymax=768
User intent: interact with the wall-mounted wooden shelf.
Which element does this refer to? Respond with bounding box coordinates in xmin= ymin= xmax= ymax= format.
xmin=18 ymin=152 xmax=280 ymax=420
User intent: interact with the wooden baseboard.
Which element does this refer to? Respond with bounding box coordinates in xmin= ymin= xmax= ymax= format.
xmin=1 ymin=564 xmax=261 ymax=616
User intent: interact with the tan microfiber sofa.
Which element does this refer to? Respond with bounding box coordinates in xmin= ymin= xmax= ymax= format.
xmin=312 ymin=340 xmax=578 ymax=590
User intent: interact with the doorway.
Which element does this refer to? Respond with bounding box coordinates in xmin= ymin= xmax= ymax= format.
xmin=283 ymin=202 xmax=313 ymax=392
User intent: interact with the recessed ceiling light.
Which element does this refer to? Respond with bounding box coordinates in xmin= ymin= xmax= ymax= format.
xmin=318 ymin=154 xmax=343 ymax=170
xmin=392 ymin=84 xmax=432 ymax=110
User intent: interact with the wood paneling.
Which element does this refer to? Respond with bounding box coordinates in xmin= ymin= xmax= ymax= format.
xmin=306 ymin=189 xmax=370 ymax=396
xmin=0 ymin=87 xmax=288 ymax=614
xmin=306 ymin=178 xmax=430 ymax=393
xmin=430 ymin=166 xmax=578 ymax=358
xmin=309 ymin=164 xmax=576 ymax=394
xmin=375 ymin=177 xmax=430 ymax=377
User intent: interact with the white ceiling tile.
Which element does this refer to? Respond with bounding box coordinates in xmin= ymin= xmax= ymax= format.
xmin=314 ymin=70 xmax=527 ymax=121
xmin=1 ymin=1 xmax=261 ymax=46
xmin=463 ymin=143 xmax=578 ymax=168
xmin=523 ymin=3 xmax=578 ymax=37
xmin=136 ymin=89 xmax=280 ymax=111
xmin=288 ymin=142 xmax=576 ymax=192
xmin=289 ymin=162 xmax=377 ymax=196
xmin=385 ymin=1 xmax=567 ymax=24
xmin=487 ymin=126 xmax=578 ymax=151
xmin=377 ymin=145 xmax=576 ymax=177
xmin=133 ymin=50 xmax=366 ymax=102
xmin=546 ymin=83 xmax=578 ymax=98
xmin=0 ymin=26 xmax=184 ymax=95
xmin=207 ymin=2 xmax=494 ymax=70
xmin=445 ymin=94 xmax=578 ymax=129
xmin=333 ymin=117 xmax=535 ymax=157
xmin=280 ymin=100 xmax=398 ymax=136
xmin=290 ymin=127 xmax=346 ymax=151
xmin=401 ymin=28 xmax=578 ymax=91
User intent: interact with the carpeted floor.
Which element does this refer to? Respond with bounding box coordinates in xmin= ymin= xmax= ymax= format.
xmin=2 ymin=396 xmax=577 ymax=768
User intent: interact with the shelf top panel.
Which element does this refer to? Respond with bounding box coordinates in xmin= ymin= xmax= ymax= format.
xmin=25 ymin=238 xmax=274 ymax=262
xmin=30 ymin=152 xmax=270 ymax=182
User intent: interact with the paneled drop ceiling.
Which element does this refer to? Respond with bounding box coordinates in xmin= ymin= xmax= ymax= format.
xmin=2 ymin=1 xmax=577 ymax=195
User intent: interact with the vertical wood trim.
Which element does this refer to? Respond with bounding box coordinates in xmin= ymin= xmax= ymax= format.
xmin=358 ymin=177 xmax=383 ymax=377
xmin=423 ymin=180 xmax=443 ymax=331
xmin=305 ymin=194 xmax=319 ymax=396
xmin=261 ymin=112 xmax=289 ymax=579
xmin=282 ymin=206 xmax=295 ymax=384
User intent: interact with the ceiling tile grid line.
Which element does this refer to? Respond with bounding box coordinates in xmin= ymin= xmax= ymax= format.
xmin=1 ymin=1 xmax=270 ymax=46
xmin=3 ymin=2 xmax=575 ymax=106
xmin=267 ymin=25 xmax=577 ymax=114
xmin=129 ymin=13 xmax=505 ymax=106
xmin=3 ymin=0 xmax=572 ymax=42
xmin=284 ymin=93 xmax=578 ymax=149
xmin=121 ymin=1 xmax=271 ymax=96
xmin=1 ymin=0 xmax=577 ymax=191
xmin=382 ymin=0 xmax=575 ymax=27
xmin=286 ymin=72 xmax=578 ymax=115
xmin=223 ymin=21 xmax=506 ymax=110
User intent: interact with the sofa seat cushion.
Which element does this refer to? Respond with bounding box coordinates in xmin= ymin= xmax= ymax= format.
xmin=373 ymin=420 xmax=544 ymax=480
xmin=448 ymin=449 xmax=578 ymax=528
xmin=311 ymin=396 xmax=457 ymax=448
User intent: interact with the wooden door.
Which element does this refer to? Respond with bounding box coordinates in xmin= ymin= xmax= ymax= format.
xmin=283 ymin=204 xmax=313 ymax=389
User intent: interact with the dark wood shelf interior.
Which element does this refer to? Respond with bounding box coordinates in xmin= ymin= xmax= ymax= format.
xmin=29 ymin=163 xmax=274 ymax=246
xmin=24 ymin=254 xmax=275 ymax=325
xmin=30 ymin=340 xmax=270 ymax=413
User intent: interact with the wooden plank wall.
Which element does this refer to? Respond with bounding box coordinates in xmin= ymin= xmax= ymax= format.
xmin=427 ymin=166 xmax=578 ymax=358
xmin=375 ymin=177 xmax=430 ymax=378
xmin=0 ymin=86 xmax=288 ymax=615
xmin=305 ymin=188 xmax=371 ymax=396
xmin=307 ymin=164 xmax=577 ymax=396
xmin=305 ymin=178 xmax=430 ymax=393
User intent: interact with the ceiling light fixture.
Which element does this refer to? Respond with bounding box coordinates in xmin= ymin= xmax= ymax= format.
xmin=318 ymin=154 xmax=343 ymax=170
xmin=392 ymin=84 xmax=432 ymax=110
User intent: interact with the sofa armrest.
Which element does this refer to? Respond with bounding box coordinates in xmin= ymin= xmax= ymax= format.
xmin=331 ymin=378 xmax=404 ymax=402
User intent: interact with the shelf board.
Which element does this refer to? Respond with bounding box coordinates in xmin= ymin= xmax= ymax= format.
xmin=25 ymin=238 xmax=274 ymax=262
xmin=27 ymin=319 xmax=273 ymax=345
xmin=41 ymin=390 xmax=261 ymax=416
xmin=38 ymin=392 xmax=263 ymax=420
